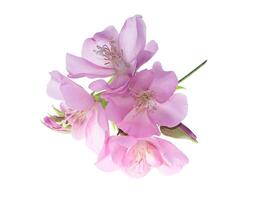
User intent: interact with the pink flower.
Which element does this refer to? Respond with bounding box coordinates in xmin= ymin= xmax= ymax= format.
xmin=66 ymin=15 xmax=158 ymax=91
xmin=96 ymin=136 xmax=188 ymax=177
xmin=104 ymin=62 xmax=188 ymax=138
xmin=46 ymin=71 xmax=109 ymax=153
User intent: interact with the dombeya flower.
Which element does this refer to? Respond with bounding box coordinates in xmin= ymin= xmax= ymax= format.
xmin=96 ymin=135 xmax=188 ymax=177
xmin=66 ymin=15 xmax=158 ymax=91
xmin=46 ymin=71 xmax=109 ymax=153
xmin=104 ymin=62 xmax=188 ymax=137
xmin=42 ymin=15 xmax=207 ymax=177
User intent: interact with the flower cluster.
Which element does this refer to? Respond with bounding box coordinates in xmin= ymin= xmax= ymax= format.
xmin=43 ymin=15 xmax=205 ymax=177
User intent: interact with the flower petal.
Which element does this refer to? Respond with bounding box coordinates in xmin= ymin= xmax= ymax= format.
xmin=89 ymin=74 xmax=131 ymax=93
xmin=96 ymin=103 xmax=109 ymax=132
xmin=46 ymin=73 xmax=64 ymax=100
xmin=95 ymin=143 xmax=119 ymax=172
xmin=142 ymin=139 xmax=163 ymax=167
xmin=109 ymin=135 xmax=137 ymax=149
xmin=95 ymin=154 xmax=119 ymax=172
xmin=109 ymin=136 xmax=136 ymax=167
xmin=118 ymin=110 xmax=160 ymax=138
xmin=136 ymin=40 xmax=158 ymax=69
xmin=66 ymin=53 xmax=115 ymax=78
xmin=124 ymin=158 xmax=151 ymax=178
xmin=71 ymin=114 xmax=91 ymax=140
xmin=43 ymin=116 xmax=65 ymax=131
xmin=149 ymin=62 xmax=178 ymax=103
xmin=119 ymin=15 xmax=146 ymax=63
xmin=104 ymin=94 xmax=135 ymax=122
xmin=82 ymin=26 xmax=118 ymax=67
xmin=93 ymin=26 xmax=118 ymax=41
xmin=108 ymin=74 xmax=130 ymax=92
xmin=96 ymin=136 xmax=136 ymax=171
xmin=149 ymin=93 xmax=188 ymax=127
xmin=153 ymin=137 xmax=189 ymax=175
xmin=128 ymin=69 xmax=154 ymax=93
xmin=89 ymin=79 xmax=108 ymax=92
xmin=47 ymin=71 xmax=94 ymax=111
xmin=85 ymin=105 xmax=108 ymax=154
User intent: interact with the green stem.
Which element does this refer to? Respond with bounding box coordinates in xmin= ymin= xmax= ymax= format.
xmin=179 ymin=60 xmax=207 ymax=83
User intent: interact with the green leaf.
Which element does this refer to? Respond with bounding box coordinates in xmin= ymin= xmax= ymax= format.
xmin=93 ymin=93 xmax=108 ymax=108
xmin=100 ymin=99 xmax=108 ymax=108
xmin=52 ymin=105 xmax=65 ymax=117
xmin=160 ymin=125 xmax=198 ymax=143
xmin=176 ymin=85 xmax=185 ymax=90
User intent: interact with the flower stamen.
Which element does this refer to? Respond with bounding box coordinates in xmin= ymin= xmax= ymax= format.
xmin=134 ymin=90 xmax=157 ymax=112
xmin=93 ymin=41 xmax=129 ymax=73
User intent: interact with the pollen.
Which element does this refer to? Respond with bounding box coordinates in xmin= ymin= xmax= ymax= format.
xmin=135 ymin=90 xmax=157 ymax=112
xmin=93 ymin=41 xmax=129 ymax=73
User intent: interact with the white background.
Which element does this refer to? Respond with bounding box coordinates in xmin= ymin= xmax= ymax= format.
xmin=0 ymin=0 xmax=266 ymax=199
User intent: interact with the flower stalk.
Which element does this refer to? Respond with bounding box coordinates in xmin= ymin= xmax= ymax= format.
xmin=179 ymin=60 xmax=207 ymax=83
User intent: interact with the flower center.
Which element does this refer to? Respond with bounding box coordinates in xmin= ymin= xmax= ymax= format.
xmin=134 ymin=141 xmax=149 ymax=163
xmin=135 ymin=90 xmax=157 ymax=112
xmin=65 ymin=109 xmax=87 ymax=125
xmin=125 ymin=141 xmax=160 ymax=177
xmin=94 ymin=41 xmax=129 ymax=74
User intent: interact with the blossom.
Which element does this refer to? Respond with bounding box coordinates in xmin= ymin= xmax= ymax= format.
xmin=66 ymin=15 xmax=158 ymax=91
xmin=96 ymin=135 xmax=188 ymax=177
xmin=104 ymin=62 xmax=188 ymax=138
xmin=42 ymin=15 xmax=206 ymax=177
xmin=46 ymin=71 xmax=109 ymax=153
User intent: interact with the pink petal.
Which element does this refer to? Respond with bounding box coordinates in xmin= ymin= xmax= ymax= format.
xmin=96 ymin=103 xmax=109 ymax=132
xmin=85 ymin=106 xmax=108 ymax=154
xmin=124 ymin=159 xmax=151 ymax=178
xmin=95 ymin=155 xmax=119 ymax=172
xmin=122 ymin=142 xmax=150 ymax=177
xmin=82 ymin=26 xmax=118 ymax=67
xmin=149 ymin=93 xmax=188 ymax=127
xmin=108 ymin=74 xmax=131 ymax=92
xmin=104 ymin=94 xmax=135 ymax=122
xmin=142 ymin=139 xmax=163 ymax=167
xmin=128 ymin=69 xmax=154 ymax=93
xmin=71 ymin=104 xmax=108 ymax=153
xmin=43 ymin=116 xmax=64 ymax=131
xmin=71 ymin=114 xmax=91 ymax=140
xmin=149 ymin=62 xmax=178 ymax=103
xmin=96 ymin=136 xmax=136 ymax=171
xmin=89 ymin=79 xmax=108 ymax=92
xmin=121 ymin=140 xmax=161 ymax=177
xmin=109 ymin=135 xmax=137 ymax=149
xmin=66 ymin=53 xmax=115 ymax=78
xmin=46 ymin=73 xmax=63 ymax=100
xmin=110 ymin=145 xmax=128 ymax=167
xmin=95 ymin=144 xmax=119 ymax=172
xmin=89 ymin=75 xmax=131 ymax=93
xmin=136 ymin=40 xmax=158 ymax=69
xmin=47 ymin=71 xmax=94 ymax=111
xmin=118 ymin=110 xmax=160 ymax=138
xmin=153 ymin=137 xmax=189 ymax=175
xmin=93 ymin=26 xmax=118 ymax=41
xmin=119 ymin=15 xmax=146 ymax=63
